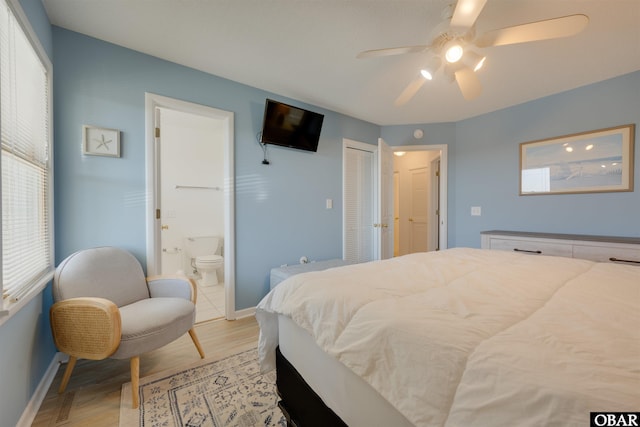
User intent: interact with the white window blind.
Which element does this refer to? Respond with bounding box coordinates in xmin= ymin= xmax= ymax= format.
xmin=0 ymin=0 xmax=53 ymax=304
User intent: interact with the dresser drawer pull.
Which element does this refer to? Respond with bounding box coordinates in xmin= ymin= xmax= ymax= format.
xmin=513 ymin=248 xmax=542 ymax=254
xmin=609 ymin=257 xmax=640 ymax=265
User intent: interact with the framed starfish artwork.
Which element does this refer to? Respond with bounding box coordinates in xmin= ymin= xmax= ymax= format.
xmin=82 ymin=125 xmax=121 ymax=157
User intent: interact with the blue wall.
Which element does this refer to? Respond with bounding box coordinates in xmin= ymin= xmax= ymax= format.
xmin=381 ymin=72 xmax=640 ymax=248
xmin=52 ymin=27 xmax=380 ymax=310
xmin=381 ymin=122 xmax=456 ymax=148
xmin=451 ymin=72 xmax=640 ymax=247
xmin=52 ymin=25 xmax=640 ymax=310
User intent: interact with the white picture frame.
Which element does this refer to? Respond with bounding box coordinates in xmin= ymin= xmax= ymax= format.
xmin=82 ymin=125 xmax=121 ymax=157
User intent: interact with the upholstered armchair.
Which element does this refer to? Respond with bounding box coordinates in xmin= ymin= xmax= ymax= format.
xmin=50 ymin=247 xmax=205 ymax=408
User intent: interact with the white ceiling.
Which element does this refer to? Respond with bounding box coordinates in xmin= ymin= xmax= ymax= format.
xmin=43 ymin=0 xmax=640 ymax=126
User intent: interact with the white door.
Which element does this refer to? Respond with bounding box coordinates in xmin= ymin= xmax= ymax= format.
xmin=343 ymin=138 xmax=395 ymax=263
xmin=343 ymin=141 xmax=375 ymax=263
xmin=158 ymin=108 xmax=224 ymax=276
xmin=393 ymin=172 xmax=400 ymax=257
xmin=409 ymin=167 xmax=429 ymax=253
xmin=377 ymin=138 xmax=394 ymax=260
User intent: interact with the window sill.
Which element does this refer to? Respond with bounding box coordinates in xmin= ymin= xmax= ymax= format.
xmin=0 ymin=270 xmax=54 ymax=328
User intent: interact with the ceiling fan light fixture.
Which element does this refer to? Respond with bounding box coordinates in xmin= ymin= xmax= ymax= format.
xmin=444 ymin=40 xmax=464 ymax=63
xmin=420 ymin=56 xmax=441 ymax=80
xmin=420 ymin=69 xmax=434 ymax=80
xmin=463 ymin=50 xmax=486 ymax=72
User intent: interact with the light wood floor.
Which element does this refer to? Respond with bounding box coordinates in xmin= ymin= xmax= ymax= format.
xmin=32 ymin=316 xmax=259 ymax=427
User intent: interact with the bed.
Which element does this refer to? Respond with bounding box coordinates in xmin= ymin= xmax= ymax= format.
xmin=255 ymin=248 xmax=640 ymax=427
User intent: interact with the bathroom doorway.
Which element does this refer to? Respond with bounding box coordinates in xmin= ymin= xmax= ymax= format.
xmin=145 ymin=93 xmax=235 ymax=321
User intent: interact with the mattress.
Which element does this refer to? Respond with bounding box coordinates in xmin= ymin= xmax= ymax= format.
xmin=256 ymin=248 xmax=640 ymax=426
xmin=278 ymin=314 xmax=413 ymax=427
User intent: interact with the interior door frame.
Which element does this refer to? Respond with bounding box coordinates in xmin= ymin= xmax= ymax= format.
xmin=430 ymin=157 xmax=441 ymax=251
xmin=144 ymin=93 xmax=236 ymax=319
xmin=394 ymin=144 xmax=448 ymax=251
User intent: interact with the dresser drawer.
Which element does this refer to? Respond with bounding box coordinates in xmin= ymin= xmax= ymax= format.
xmin=482 ymin=231 xmax=640 ymax=263
xmin=487 ymin=238 xmax=573 ymax=258
xmin=573 ymin=244 xmax=640 ymax=265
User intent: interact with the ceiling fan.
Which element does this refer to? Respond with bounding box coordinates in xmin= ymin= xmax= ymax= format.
xmin=357 ymin=0 xmax=588 ymax=105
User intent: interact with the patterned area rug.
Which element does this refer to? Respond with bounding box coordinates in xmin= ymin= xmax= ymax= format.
xmin=119 ymin=349 xmax=285 ymax=427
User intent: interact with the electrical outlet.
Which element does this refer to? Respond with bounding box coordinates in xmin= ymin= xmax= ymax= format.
xmin=471 ymin=206 xmax=482 ymax=216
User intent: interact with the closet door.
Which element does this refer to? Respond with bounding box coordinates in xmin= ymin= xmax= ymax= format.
xmin=343 ymin=144 xmax=375 ymax=263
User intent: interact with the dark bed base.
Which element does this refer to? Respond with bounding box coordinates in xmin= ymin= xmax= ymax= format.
xmin=276 ymin=346 xmax=348 ymax=427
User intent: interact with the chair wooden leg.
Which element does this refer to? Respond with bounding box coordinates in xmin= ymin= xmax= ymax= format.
xmin=189 ymin=328 xmax=206 ymax=359
xmin=130 ymin=356 xmax=140 ymax=409
xmin=58 ymin=356 xmax=77 ymax=394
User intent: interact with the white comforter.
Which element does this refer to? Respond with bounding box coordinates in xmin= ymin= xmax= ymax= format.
xmin=255 ymin=248 xmax=640 ymax=427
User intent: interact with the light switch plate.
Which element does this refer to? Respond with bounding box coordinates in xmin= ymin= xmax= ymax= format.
xmin=326 ymin=199 xmax=333 ymax=209
xmin=471 ymin=206 xmax=481 ymax=216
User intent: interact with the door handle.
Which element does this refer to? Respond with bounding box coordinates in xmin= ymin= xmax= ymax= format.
xmin=408 ymin=218 xmax=414 ymax=222
xmin=161 ymin=225 xmax=169 ymax=230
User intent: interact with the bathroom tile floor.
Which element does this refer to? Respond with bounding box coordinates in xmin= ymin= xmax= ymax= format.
xmin=195 ymin=279 xmax=225 ymax=322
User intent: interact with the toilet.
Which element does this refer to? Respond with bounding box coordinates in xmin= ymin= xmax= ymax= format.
xmin=185 ymin=236 xmax=224 ymax=286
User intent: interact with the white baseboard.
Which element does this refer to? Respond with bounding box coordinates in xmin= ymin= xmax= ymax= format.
xmin=16 ymin=352 xmax=68 ymax=427
xmin=233 ymin=306 xmax=256 ymax=319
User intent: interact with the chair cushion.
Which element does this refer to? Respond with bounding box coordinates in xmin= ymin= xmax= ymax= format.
xmin=54 ymin=247 xmax=149 ymax=307
xmin=110 ymin=297 xmax=196 ymax=359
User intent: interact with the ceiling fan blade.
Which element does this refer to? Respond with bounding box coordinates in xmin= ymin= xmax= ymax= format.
xmin=450 ymin=0 xmax=488 ymax=30
xmin=394 ymin=75 xmax=427 ymax=106
xmin=475 ymin=14 xmax=589 ymax=48
xmin=454 ymin=67 xmax=482 ymax=100
xmin=357 ymin=45 xmax=429 ymax=59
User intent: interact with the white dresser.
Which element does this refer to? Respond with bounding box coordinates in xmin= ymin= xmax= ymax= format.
xmin=481 ymin=230 xmax=640 ymax=265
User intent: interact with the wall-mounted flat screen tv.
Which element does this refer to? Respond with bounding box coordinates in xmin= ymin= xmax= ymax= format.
xmin=260 ymin=99 xmax=324 ymax=152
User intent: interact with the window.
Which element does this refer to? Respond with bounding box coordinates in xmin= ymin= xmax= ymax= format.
xmin=0 ymin=0 xmax=53 ymax=315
